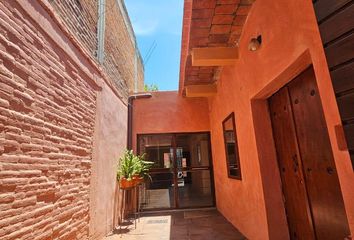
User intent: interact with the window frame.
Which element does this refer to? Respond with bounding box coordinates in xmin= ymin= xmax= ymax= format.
xmin=222 ymin=112 xmax=242 ymax=180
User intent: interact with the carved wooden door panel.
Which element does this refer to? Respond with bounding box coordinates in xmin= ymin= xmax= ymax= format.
xmin=269 ymin=67 xmax=350 ymax=239
xmin=269 ymin=85 xmax=316 ymax=239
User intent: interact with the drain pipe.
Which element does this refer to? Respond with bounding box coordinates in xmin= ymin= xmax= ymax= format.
xmin=127 ymin=93 xmax=152 ymax=150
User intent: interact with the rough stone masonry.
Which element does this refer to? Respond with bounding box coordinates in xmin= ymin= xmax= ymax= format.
xmin=0 ymin=0 xmax=142 ymax=239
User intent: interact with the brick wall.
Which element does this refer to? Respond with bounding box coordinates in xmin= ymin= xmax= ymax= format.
xmin=0 ymin=0 xmax=106 ymax=239
xmin=103 ymin=0 xmax=131 ymax=98
xmin=49 ymin=0 xmax=98 ymax=57
xmin=49 ymin=0 xmax=144 ymax=99
xmin=0 ymin=0 xmax=141 ymax=238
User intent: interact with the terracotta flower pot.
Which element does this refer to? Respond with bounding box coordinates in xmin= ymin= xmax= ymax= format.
xmin=119 ymin=177 xmax=134 ymax=189
xmin=132 ymin=174 xmax=144 ymax=185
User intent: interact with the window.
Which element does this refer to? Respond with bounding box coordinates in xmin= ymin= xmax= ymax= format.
xmin=137 ymin=134 xmax=173 ymax=169
xmin=222 ymin=113 xmax=241 ymax=179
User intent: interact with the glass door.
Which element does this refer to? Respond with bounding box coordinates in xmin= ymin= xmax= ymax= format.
xmin=137 ymin=132 xmax=215 ymax=210
xmin=175 ymin=133 xmax=214 ymax=208
xmin=137 ymin=134 xmax=175 ymax=209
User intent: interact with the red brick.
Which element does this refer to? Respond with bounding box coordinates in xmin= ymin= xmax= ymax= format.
xmin=233 ymin=15 xmax=247 ymax=26
xmin=0 ymin=64 xmax=13 ymax=79
xmin=0 ymin=194 xmax=15 ymax=204
xmin=192 ymin=9 xmax=215 ymax=19
xmin=231 ymin=25 xmax=243 ymax=34
xmin=191 ymin=28 xmax=211 ymax=39
xmin=209 ymin=34 xmax=230 ymax=43
xmin=217 ymin=0 xmax=240 ymax=4
xmin=189 ymin=37 xmax=209 ymax=47
xmin=2 ymin=226 xmax=32 ymax=240
xmin=212 ymin=15 xmax=234 ymax=24
xmin=215 ymin=4 xmax=237 ymax=14
xmin=5 ymin=132 xmax=30 ymax=143
xmin=211 ymin=25 xmax=232 ymax=34
xmin=12 ymin=196 xmax=36 ymax=208
xmin=229 ymin=33 xmax=241 ymax=44
xmin=193 ymin=0 xmax=217 ymax=9
xmin=0 ymin=98 xmax=9 ymax=108
xmin=236 ymin=5 xmax=252 ymax=15
xmin=198 ymin=73 xmax=214 ymax=80
xmin=191 ymin=18 xmax=213 ymax=28
xmin=0 ymin=82 xmax=13 ymax=94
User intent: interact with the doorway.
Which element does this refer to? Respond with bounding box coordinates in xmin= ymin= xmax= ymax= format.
xmin=269 ymin=67 xmax=350 ymax=239
xmin=137 ymin=132 xmax=215 ymax=210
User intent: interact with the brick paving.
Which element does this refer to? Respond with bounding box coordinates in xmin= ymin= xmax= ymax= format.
xmin=106 ymin=209 xmax=246 ymax=240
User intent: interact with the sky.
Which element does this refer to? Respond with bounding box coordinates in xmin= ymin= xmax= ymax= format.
xmin=124 ymin=0 xmax=184 ymax=91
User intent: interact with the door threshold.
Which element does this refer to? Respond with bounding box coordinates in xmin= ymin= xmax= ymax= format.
xmin=141 ymin=207 xmax=216 ymax=214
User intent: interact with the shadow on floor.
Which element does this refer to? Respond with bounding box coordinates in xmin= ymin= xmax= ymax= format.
xmin=106 ymin=209 xmax=246 ymax=240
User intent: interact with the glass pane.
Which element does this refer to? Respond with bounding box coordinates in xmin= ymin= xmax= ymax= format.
xmin=175 ymin=133 xmax=210 ymax=168
xmin=223 ymin=113 xmax=241 ymax=178
xmin=178 ymin=170 xmax=213 ymax=208
xmin=138 ymin=133 xmax=215 ymax=210
xmin=138 ymin=135 xmax=173 ymax=169
xmin=141 ymin=173 xmax=174 ymax=209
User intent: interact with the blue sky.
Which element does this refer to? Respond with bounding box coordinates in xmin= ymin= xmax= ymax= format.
xmin=124 ymin=0 xmax=184 ymax=91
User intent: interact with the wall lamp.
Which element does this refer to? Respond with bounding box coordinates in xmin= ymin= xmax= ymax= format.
xmin=248 ymin=35 xmax=262 ymax=51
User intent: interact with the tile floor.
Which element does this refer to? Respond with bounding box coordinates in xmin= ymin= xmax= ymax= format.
xmin=105 ymin=209 xmax=246 ymax=240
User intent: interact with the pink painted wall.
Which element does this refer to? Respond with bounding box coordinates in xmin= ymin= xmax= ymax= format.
xmin=208 ymin=0 xmax=354 ymax=239
xmin=89 ymin=83 xmax=127 ymax=239
xmin=132 ymin=91 xmax=210 ymax=151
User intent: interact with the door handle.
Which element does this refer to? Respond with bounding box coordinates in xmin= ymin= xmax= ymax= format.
xmin=191 ymin=167 xmax=209 ymax=170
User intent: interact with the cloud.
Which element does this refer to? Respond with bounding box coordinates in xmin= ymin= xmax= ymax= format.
xmin=125 ymin=0 xmax=183 ymax=36
xmin=131 ymin=19 xmax=159 ymax=36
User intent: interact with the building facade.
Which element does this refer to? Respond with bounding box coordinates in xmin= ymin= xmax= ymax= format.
xmin=0 ymin=0 xmax=353 ymax=239
xmin=132 ymin=0 xmax=354 ymax=239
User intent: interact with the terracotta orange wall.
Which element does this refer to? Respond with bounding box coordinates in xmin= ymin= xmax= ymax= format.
xmin=209 ymin=0 xmax=354 ymax=239
xmin=131 ymin=1 xmax=354 ymax=239
xmin=132 ymin=91 xmax=210 ymax=150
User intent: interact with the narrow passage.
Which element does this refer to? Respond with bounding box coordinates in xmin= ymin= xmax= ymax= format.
xmin=106 ymin=209 xmax=246 ymax=240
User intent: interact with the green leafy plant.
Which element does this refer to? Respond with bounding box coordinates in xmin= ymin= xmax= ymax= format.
xmin=144 ymin=83 xmax=159 ymax=92
xmin=117 ymin=150 xmax=136 ymax=181
xmin=117 ymin=150 xmax=153 ymax=182
xmin=134 ymin=153 xmax=153 ymax=181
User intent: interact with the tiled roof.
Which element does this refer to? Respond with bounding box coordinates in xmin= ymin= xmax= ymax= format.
xmin=179 ymin=0 xmax=254 ymax=94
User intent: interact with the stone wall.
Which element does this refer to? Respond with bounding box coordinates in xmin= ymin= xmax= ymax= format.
xmin=0 ymin=1 xmax=96 ymax=238
xmin=49 ymin=0 xmax=98 ymax=57
xmin=103 ymin=0 xmax=144 ymax=95
xmin=0 ymin=0 xmax=134 ymax=239
xmin=49 ymin=0 xmax=144 ymax=98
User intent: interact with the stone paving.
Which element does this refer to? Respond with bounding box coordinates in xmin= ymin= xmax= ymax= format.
xmin=105 ymin=209 xmax=246 ymax=240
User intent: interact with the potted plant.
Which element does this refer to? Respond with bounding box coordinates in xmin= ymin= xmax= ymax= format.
xmin=117 ymin=150 xmax=136 ymax=189
xmin=132 ymin=153 xmax=153 ymax=185
xmin=117 ymin=150 xmax=153 ymax=189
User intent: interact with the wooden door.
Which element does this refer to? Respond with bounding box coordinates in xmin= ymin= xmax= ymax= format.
xmin=269 ymin=67 xmax=350 ymax=239
xmin=269 ymin=83 xmax=316 ymax=239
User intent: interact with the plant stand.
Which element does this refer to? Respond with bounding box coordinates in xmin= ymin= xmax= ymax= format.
xmin=119 ymin=184 xmax=140 ymax=236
